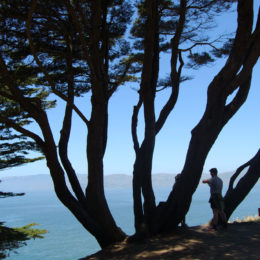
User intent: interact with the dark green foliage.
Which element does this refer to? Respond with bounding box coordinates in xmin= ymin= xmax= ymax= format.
xmin=14 ymin=223 xmax=47 ymax=239
xmin=0 ymin=222 xmax=27 ymax=259
xmin=157 ymin=74 xmax=193 ymax=91
xmin=0 ymin=222 xmax=47 ymax=259
xmin=0 ymin=0 xmax=134 ymax=98
xmin=0 ymin=179 xmax=46 ymax=258
xmin=0 ymin=96 xmax=46 ymax=170
xmin=0 ymin=0 xmax=135 ymax=169
xmin=0 ymin=137 xmax=44 ymax=170
xmin=0 ymin=191 xmax=25 ymax=198
xmin=0 ymin=1 xmax=56 ymax=169
xmin=0 ymin=178 xmax=24 ymax=200
xmin=187 ymin=52 xmax=215 ymax=69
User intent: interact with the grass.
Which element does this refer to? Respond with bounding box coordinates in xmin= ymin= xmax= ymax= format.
xmin=229 ymin=215 xmax=260 ymax=223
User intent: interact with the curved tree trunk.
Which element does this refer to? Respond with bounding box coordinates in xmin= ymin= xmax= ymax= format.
xmin=224 ymin=149 xmax=260 ymax=219
xmin=155 ymin=130 xmax=219 ymax=232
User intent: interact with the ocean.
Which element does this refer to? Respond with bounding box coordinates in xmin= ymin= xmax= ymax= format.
xmin=1 ymin=182 xmax=259 ymax=260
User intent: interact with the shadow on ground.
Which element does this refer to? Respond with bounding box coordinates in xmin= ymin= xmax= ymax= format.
xmin=81 ymin=221 xmax=260 ymax=260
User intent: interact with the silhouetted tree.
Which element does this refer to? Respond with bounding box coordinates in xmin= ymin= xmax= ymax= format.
xmin=0 ymin=0 xmax=134 ymax=248
xmin=130 ymin=0 xmax=259 ymax=234
xmin=155 ymin=0 xmax=260 ymax=233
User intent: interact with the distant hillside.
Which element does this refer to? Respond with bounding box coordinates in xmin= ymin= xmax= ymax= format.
xmin=0 ymin=174 xmax=54 ymax=192
xmin=0 ymin=173 xmax=176 ymax=192
xmin=0 ymin=171 xmax=241 ymax=193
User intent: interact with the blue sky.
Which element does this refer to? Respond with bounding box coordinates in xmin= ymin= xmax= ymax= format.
xmin=1 ymin=2 xmax=260 ymax=177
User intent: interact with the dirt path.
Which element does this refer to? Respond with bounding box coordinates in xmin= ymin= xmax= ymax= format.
xmin=81 ymin=220 xmax=260 ymax=260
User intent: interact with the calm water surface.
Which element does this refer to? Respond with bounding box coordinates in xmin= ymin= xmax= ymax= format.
xmin=1 ymin=184 xmax=259 ymax=259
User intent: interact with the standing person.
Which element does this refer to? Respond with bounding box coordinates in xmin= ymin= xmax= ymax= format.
xmin=202 ymin=168 xmax=227 ymax=230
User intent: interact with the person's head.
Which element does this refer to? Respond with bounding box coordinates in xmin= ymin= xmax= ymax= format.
xmin=209 ymin=168 xmax=218 ymax=177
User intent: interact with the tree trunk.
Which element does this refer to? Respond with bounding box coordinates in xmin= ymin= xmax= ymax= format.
xmin=83 ymin=0 xmax=126 ymax=245
xmin=155 ymin=127 xmax=221 ymax=232
xmin=224 ymin=149 xmax=260 ymax=219
xmin=85 ymin=97 xmax=126 ymax=247
xmin=132 ymin=0 xmax=159 ymax=233
xmin=133 ymin=140 xmax=156 ymax=231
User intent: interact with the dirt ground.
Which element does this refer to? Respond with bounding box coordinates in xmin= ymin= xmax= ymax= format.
xmin=81 ymin=220 xmax=260 ymax=260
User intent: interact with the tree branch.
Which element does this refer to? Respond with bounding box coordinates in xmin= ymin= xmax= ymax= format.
xmin=224 ymin=149 xmax=260 ymax=219
xmin=108 ymin=62 xmax=132 ymax=98
xmin=179 ymin=40 xmax=222 ymax=52
xmin=155 ymin=52 xmax=183 ymax=134
xmin=0 ymin=90 xmax=13 ymax=100
xmin=58 ymin=42 xmax=87 ymax=207
xmin=63 ymin=0 xmax=95 ymax=75
xmin=131 ymin=98 xmax=142 ymax=153
xmin=219 ymin=0 xmax=254 ymax=79
xmin=26 ymin=0 xmax=89 ymax=126
xmin=223 ymin=8 xmax=260 ymax=123
xmin=226 ymin=8 xmax=260 ymax=95
xmin=0 ymin=52 xmax=42 ymax=119
xmin=227 ymin=157 xmax=254 ymax=194
xmin=0 ymin=115 xmax=45 ymax=148
xmin=155 ymin=0 xmax=187 ymax=135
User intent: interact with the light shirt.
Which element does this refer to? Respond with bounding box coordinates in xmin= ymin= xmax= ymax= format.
xmin=208 ymin=176 xmax=223 ymax=195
